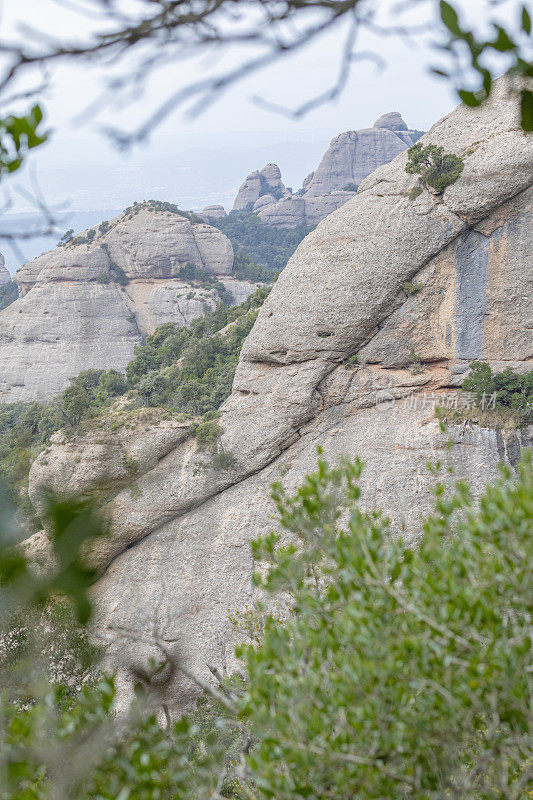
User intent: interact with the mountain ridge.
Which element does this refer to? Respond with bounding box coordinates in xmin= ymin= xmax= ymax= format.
xmin=23 ymin=77 xmax=533 ymax=709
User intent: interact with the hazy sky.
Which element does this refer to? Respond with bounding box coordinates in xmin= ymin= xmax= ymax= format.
xmin=0 ymin=0 xmax=524 ymax=221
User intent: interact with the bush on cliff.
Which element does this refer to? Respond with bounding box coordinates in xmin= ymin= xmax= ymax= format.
xmin=462 ymin=361 xmax=533 ymax=420
xmin=0 ymin=452 xmax=531 ymax=799
xmin=405 ymin=142 xmax=464 ymax=194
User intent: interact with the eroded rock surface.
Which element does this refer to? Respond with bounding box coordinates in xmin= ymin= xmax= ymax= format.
xmin=200 ymin=205 xmax=227 ymax=220
xmin=26 ymin=81 xmax=533 ymax=709
xmin=232 ymin=113 xmax=423 ymax=227
xmin=0 ymin=206 xmax=257 ymax=402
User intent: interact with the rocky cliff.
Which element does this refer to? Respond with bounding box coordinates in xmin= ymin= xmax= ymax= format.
xmin=26 ymin=80 xmax=533 ymax=708
xmin=230 ymin=113 xmax=422 ymax=227
xmin=0 ymin=204 xmax=258 ymax=402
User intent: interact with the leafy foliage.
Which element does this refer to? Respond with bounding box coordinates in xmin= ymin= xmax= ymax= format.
xmin=232 ymin=250 xmax=277 ymax=283
xmin=406 ymin=142 xmax=464 ymax=194
xmin=0 ymin=370 xmax=128 ymax=516
xmin=462 ymin=361 xmax=533 ymax=422
xmin=0 ymin=105 xmax=47 ymax=177
xmin=128 ymin=288 xmax=268 ymax=413
xmin=240 ymin=451 xmax=533 ymax=800
xmin=58 ymin=228 xmax=74 ymax=246
xmin=402 ymin=280 xmax=423 ymax=295
xmin=1 ymin=451 xmax=532 ymax=799
xmin=123 ymin=199 xmax=205 ymax=224
xmin=211 ymin=211 xmax=312 ymax=275
xmin=0 ymin=486 xmax=239 ymax=800
xmin=0 ymin=288 xmax=270 ymax=517
xmin=437 ymin=0 xmax=533 ymax=131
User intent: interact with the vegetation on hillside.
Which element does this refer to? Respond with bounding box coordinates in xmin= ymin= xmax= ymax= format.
xmin=211 ymin=211 xmax=312 ymax=276
xmin=126 ymin=288 xmax=269 ymax=414
xmin=55 ymin=202 xmax=300 ymax=286
xmin=0 ymin=451 xmax=531 ymax=799
xmin=122 ymin=199 xmax=205 ymax=224
xmin=0 ymin=288 xmax=270 ymax=518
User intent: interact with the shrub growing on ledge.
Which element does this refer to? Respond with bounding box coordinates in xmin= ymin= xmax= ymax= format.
xmin=462 ymin=361 xmax=532 ymax=422
xmin=405 ymin=143 xmax=464 ymax=194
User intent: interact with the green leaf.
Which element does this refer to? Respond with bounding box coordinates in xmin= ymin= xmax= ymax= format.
xmin=440 ymin=1 xmax=462 ymax=35
xmin=522 ymin=5 xmax=531 ymax=34
xmin=493 ymin=26 xmax=515 ymax=52
xmin=459 ymin=89 xmax=482 ymax=107
xmin=520 ymin=89 xmax=533 ymax=132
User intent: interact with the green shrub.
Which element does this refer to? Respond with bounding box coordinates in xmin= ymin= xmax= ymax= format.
xmin=1 ymin=453 xmax=532 ymax=800
xmin=123 ymin=199 xmax=205 ymax=224
xmin=0 ymin=369 xmax=129 ymax=516
xmin=109 ymin=262 xmax=129 ymax=285
xmin=403 ymin=280 xmax=423 ymax=294
xmin=194 ymin=418 xmax=222 ymax=449
xmin=232 ymin=249 xmax=275 ymax=283
xmin=97 ymin=369 xmax=127 ymax=398
xmin=343 ymin=353 xmax=359 ymax=369
xmin=462 ymin=361 xmax=532 ymax=421
xmin=57 ymin=228 xmax=74 ymax=246
xmin=405 ymin=143 xmax=464 ymax=194
xmin=95 ymin=272 xmax=110 ymax=284
xmin=242 ymin=452 xmax=533 ymax=800
xmin=408 ymin=185 xmax=423 ymax=201
xmin=341 ymin=182 xmax=358 ymax=192
xmin=408 ymin=347 xmax=423 ymax=374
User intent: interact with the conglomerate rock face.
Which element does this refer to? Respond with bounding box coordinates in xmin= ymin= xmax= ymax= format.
xmin=0 ymin=205 xmax=257 ymax=402
xmin=26 ymin=80 xmax=533 ymax=709
xmin=232 ymin=112 xmax=423 ymax=227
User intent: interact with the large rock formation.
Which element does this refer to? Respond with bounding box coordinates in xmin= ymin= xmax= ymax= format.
xmin=0 ymin=205 xmax=257 ymax=402
xmin=303 ymin=113 xmax=420 ymax=197
xmin=232 ymin=113 xmax=423 ymax=227
xmin=200 ymin=205 xmax=227 ymax=220
xmin=233 ymin=163 xmax=286 ymax=211
xmin=26 ymin=80 xmax=533 ymax=709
